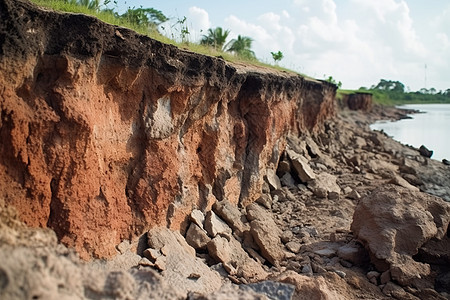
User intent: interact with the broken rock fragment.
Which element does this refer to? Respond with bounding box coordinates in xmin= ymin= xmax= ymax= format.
xmin=186 ymin=223 xmax=211 ymax=250
xmin=286 ymin=149 xmax=315 ymax=182
xmin=309 ymin=172 xmax=341 ymax=199
xmin=204 ymin=210 xmax=232 ymax=238
xmin=246 ymin=203 xmax=285 ymax=266
xmin=213 ymin=200 xmax=249 ymax=237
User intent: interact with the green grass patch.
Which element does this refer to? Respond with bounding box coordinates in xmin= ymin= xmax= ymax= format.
xmin=29 ymin=0 xmax=303 ymax=76
xmin=30 ymin=0 xmax=173 ymax=44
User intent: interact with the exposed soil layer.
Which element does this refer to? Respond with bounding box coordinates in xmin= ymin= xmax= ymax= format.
xmin=0 ymin=0 xmax=336 ymax=259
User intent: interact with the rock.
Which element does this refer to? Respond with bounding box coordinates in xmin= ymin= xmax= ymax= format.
xmin=308 ymin=172 xmax=341 ymax=199
xmin=190 ymin=210 xmax=206 ymax=228
xmin=347 ymin=189 xmax=361 ymax=200
xmin=380 ymin=270 xmax=391 ymax=285
xmin=337 ymin=243 xmax=369 ymax=265
xmin=314 ymin=248 xmax=337 ymax=258
xmin=280 ymin=173 xmax=296 ymax=187
xmin=402 ymin=173 xmax=423 ymax=186
xmin=286 ymin=149 xmax=316 ymax=182
xmin=147 ymin=227 xmax=222 ymax=295
xmin=240 ymin=281 xmax=296 ymax=300
xmin=204 ymin=211 xmax=232 ymax=238
xmin=207 ymin=235 xmax=268 ymax=282
xmin=207 ymin=236 xmax=232 ymax=263
xmin=382 ymin=282 xmax=419 ymax=299
xmin=340 ymin=260 xmax=352 ymax=268
xmin=285 ymin=241 xmax=301 ymax=254
xmin=305 ymin=136 xmax=322 ymax=158
xmin=334 ymin=270 xmax=346 ymax=279
xmin=143 ymin=248 xmax=163 ymax=262
xmin=280 ymin=230 xmax=294 ymax=244
xmin=419 ymin=145 xmax=433 ymax=158
xmin=343 ymin=186 xmax=353 ymax=194
xmin=199 ymin=283 xmax=272 ymax=299
xmin=185 ymin=223 xmax=211 ymax=250
xmin=351 ymin=185 xmax=450 ymax=287
xmin=255 ymin=194 xmax=273 ymax=209
xmin=246 ymin=203 xmax=285 ymax=266
xmin=213 ymin=200 xmax=249 ymax=237
xmin=367 ymin=271 xmax=380 ymax=285
xmin=116 ymin=240 xmax=131 ymax=254
xmin=354 ymin=136 xmax=367 ymax=148
xmin=138 ymin=257 xmax=154 ymax=267
xmin=277 ymin=160 xmax=292 ymax=175
xmin=348 ymin=155 xmax=361 ymax=167
xmin=443 ymin=159 xmax=450 ymax=166
xmin=388 ymin=174 xmax=420 ymax=191
xmin=265 ymin=169 xmax=282 ymax=190
xmin=301 ymin=264 xmax=313 ymax=275
xmin=275 ymin=271 xmax=345 ymax=299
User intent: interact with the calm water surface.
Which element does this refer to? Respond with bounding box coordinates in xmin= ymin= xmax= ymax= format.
xmin=370 ymin=104 xmax=450 ymax=161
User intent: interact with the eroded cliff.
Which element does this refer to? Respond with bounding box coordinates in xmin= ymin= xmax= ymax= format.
xmin=0 ymin=0 xmax=336 ymax=259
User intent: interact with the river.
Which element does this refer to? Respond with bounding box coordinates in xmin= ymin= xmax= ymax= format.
xmin=370 ymin=104 xmax=450 ymax=161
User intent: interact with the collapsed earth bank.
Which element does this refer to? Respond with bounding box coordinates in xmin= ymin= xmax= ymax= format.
xmin=0 ymin=0 xmax=336 ymax=259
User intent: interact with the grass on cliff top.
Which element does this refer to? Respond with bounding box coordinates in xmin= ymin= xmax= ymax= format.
xmin=29 ymin=0 xmax=302 ymax=76
xmin=30 ymin=0 xmax=174 ymax=44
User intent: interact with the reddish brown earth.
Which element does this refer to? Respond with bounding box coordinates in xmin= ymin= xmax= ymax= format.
xmin=0 ymin=0 xmax=336 ymax=259
xmin=340 ymin=92 xmax=373 ymax=111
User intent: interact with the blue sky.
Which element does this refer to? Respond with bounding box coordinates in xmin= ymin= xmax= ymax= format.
xmin=116 ymin=0 xmax=450 ymax=91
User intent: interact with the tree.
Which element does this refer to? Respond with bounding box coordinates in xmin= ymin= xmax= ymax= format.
xmin=121 ymin=7 xmax=168 ymax=29
xmin=373 ymin=79 xmax=405 ymax=93
xmin=444 ymin=89 xmax=450 ymax=97
xmin=271 ymin=51 xmax=284 ymax=64
xmin=325 ymin=75 xmax=342 ymax=89
xmin=200 ymin=27 xmax=230 ymax=51
xmin=226 ymin=35 xmax=255 ymax=59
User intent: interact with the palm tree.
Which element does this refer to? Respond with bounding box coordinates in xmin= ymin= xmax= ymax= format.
xmin=226 ymin=35 xmax=255 ymax=59
xmin=200 ymin=27 xmax=230 ymax=51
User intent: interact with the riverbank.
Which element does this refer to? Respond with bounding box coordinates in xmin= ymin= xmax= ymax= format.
xmin=371 ymin=104 xmax=450 ymax=162
xmin=1 ymin=104 xmax=449 ymax=299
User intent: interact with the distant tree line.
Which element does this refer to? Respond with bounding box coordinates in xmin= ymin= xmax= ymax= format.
xmin=359 ymin=79 xmax=450 ymax=104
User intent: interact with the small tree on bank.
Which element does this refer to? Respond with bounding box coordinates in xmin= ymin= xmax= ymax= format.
xmin=271 ymin=51 xmax=283 ymax=64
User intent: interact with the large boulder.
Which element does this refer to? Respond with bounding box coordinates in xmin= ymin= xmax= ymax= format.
xmin=351 ymin=185 xmax=450 ymax=287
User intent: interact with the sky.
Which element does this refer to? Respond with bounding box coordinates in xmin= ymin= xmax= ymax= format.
xmin=117 ymin=0 xmax=450 ymax=92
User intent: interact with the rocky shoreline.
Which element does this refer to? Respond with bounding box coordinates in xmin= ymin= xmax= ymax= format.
xmin=1 ymin=104 xmax=449 ymax=299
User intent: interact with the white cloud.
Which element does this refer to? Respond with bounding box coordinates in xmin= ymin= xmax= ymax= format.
xmin=187 ymin=6 xmax=211 ymax=42
xmin=176 ymin=0 xmax=448 ymax=91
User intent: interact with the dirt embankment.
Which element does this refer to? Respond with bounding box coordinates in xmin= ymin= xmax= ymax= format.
xmin=0 ymin=0 xmax=336 ymax=259
xmin=2 ymin=1 xmax=450 ymax=299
